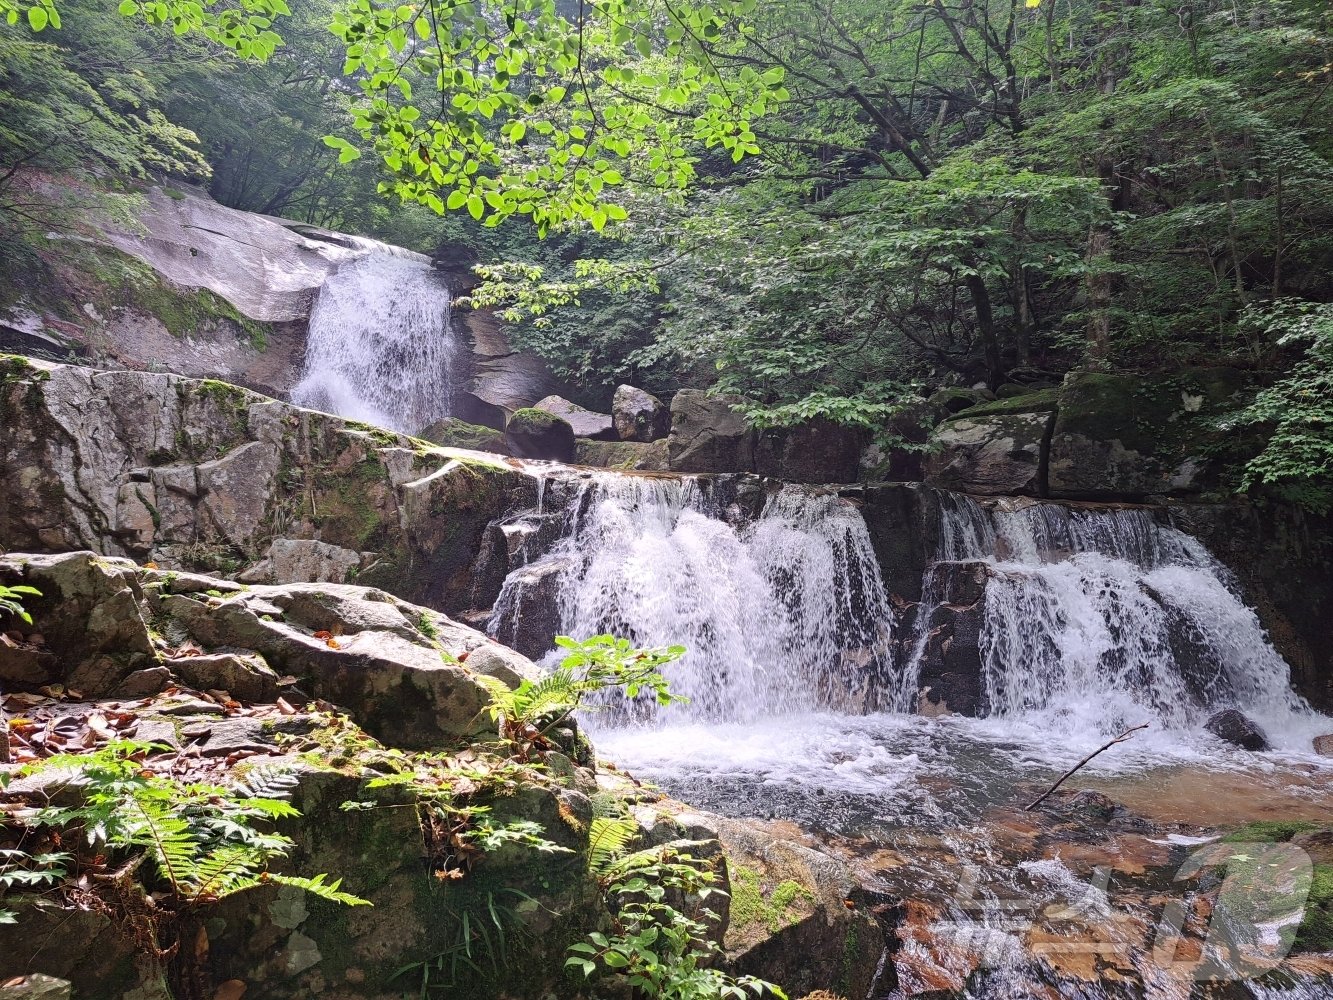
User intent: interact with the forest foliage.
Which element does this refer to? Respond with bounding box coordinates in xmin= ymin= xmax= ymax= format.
xmin=0 ymin=0 xmax=1331 ymax=503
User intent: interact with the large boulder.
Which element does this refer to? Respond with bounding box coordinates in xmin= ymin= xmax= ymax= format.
xmin=0 ymin=550 xmax=542 ymax=748
xmin=417 ymin=416 xmax=509 ymax=454
xmin=1204 ymin=709 xmax=1271 ymax=751
xmin=924 ymin=410 xmax=1054 ymax=496
xmin=754 ymin=419 xmax=863 ymax=485
xmin=612 ymin=384 xmax=670 ymax=442
xmin=574 ymin=438 xmax=669 ymax=471
xmin=505 ymin=407 xmax=576 ymax=462
xmin=532 ymin=395 xmax=616 ymax=440
xmin=668 ymin=390 xmax=755 ymax=474
xmin=1046 ymin=369 xmax=1246 ymax=500
xmin=0 ymin=356 xmax=536 ymax=616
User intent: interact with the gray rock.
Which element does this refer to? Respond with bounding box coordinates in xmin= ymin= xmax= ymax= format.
xmin=573 ymin=438 xmax=668 ymax=471
xmin=112 ymin=667 xmax=172 ymax=698
xmin=240 ymin=539 xmax=362 ymax=586
xmin=416 ymin=417 xmax=509 ymax=454
xmin=612 ymin=384 xmax=669 ymax=443
xmin=1204 ymin=709 xmax=1271 ymax=751
xmin=924 ymin=411 xmax=1053 ymax=495
xmin=1315 ymin=734 xmax=1333 ymax=757
xmin=0 ymin=358 xmax=536 ymax=615
xmin=0 ymin=974 xmax=73 ymax=999
xmin=667 ymin=390 xmax=754 ymax=474
xmin=532 ymin=395 xmax=616 ymax=440
xmin=0 ymin=551 xmax=155 ymax=696
xmin=170 ymin=652 xmax=281 ymax=703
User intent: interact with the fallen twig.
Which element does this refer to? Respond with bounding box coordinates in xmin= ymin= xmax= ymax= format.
xmin=1025 ymin=724 xmax=1149 ymax=811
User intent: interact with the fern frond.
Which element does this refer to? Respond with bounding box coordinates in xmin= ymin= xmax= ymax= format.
xmin=268 ymin=873 xmax=373 ymax=907
xmin=587 ymin=816 xmax=638 ymax=876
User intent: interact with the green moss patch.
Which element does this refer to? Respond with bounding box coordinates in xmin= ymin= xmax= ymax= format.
xmin=729 ymin=866 xmax=814 ymax=933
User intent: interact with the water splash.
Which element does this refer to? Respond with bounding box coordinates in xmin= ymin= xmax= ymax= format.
xmin=291 ymin=253 xmax=455 ymax=433
xmin=488 ymin=473 xmax=894 ymax=720
xmin=929 ymin=497 xmax=1323 ymax=750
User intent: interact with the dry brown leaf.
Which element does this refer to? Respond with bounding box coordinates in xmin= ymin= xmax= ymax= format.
xmin=213 ymin=981 xmax=247 ymax=1000
xmin=275 ymin=697 xmax=296 ymax=716
xmin=313 ymin=630 xmax=332 ymax=640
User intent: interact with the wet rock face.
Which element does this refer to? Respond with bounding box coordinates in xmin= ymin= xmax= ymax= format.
xmin=573 ymin=438 xmax=668 ymax=470
xmin=0 ymin=356 xmax=535 ymax=616
xmin=1204 ymin=709 xmax=1271 ymax=751
xmin=912 ymin=561 xmax=992 ymax=717
xmin=612 ymin=384 xmax=670 ymax=442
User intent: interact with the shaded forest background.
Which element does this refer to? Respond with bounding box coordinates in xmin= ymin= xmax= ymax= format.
xmin=1 ymin=0 xmax=1331 ymax=505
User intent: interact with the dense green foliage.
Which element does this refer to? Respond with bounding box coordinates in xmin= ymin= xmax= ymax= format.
xmin=1 ymin=0 xmax=1331 ymax=500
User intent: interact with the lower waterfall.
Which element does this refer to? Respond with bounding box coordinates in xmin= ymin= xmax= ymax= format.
xmin=487 ymin=471 xmax=1332 ymax=998
xmin=489 ymin=473 xmax=893 ymax=719
xmin=291 ymin=252 xmax=456 ymax=433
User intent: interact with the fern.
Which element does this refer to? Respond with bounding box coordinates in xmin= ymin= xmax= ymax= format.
xmin=587 ymin=816 xmax=638 ymax=877
xmin=18 ymin=741 xmax=371 ymax=911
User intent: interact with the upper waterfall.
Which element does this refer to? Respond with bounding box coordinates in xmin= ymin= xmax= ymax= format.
xmin=291 ymin=252 xmax=456 ymax=433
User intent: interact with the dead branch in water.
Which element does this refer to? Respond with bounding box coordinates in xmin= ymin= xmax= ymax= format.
xmin=1024 ymin=724 xmax=1150 ymax=811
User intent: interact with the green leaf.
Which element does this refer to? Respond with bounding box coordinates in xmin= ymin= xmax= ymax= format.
xmin=27 ymin=5 xmax=48 ymax=30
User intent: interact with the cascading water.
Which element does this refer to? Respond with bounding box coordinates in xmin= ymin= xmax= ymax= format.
xmin=487 ymin=472 xmax=1332 ymax=998
xmin=925 ymin=496 xmax=1326 ymax=752
xmin=291 ymin=252 xmax=456 ymax=433
xmin=489 ymin=472 xmax=893 ymax=719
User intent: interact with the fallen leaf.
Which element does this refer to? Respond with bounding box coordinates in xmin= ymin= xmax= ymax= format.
xmin=275 ymin=697 xmax=296 ymax=716
xmin=213 ymin=981 xmax=247 ymax=1000
xmin=87 ymin=715 xmax=115 ymax=739
xmin=144 ymin=561 xmax=159 ymax=570
xmin=313 ymin=630 xmax=332 ymax=640
xmin=325 ymin=638 xmax=340 ymax=649
xmin=457 ymin=650 xmax=469 ymax=663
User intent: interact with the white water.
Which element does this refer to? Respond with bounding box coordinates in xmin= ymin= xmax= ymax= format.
xmin=489 ymin=474 xmax=893 ymax=719
xmin=937 ymin=497 xmax=1327 ymax=753
xmin=485 ymin=478 xmax=1333 ymax=831
xmin=291 ymin=253 xmax=456 ymax=433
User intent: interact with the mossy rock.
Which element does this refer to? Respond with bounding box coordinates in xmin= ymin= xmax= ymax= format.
xmin=505 ymin=407 xmax=575 ymax=462
xmin=954 ymin=386 xmax=1060 ymax=419
xmin=418 ymin=417 xmax=509 ymax=455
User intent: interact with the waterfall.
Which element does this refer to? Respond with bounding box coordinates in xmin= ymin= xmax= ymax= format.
xmin=488 ymin=473 xmax=894 ymax=720
xmin=927 ymin=496 xmax=1320 ymax=748
xmin=291 ymin=252 xmax=456 ymax=433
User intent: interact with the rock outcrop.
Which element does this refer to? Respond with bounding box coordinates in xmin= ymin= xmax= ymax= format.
xmin=924 ymin=371 xmax=1251 ymax=501
xmin=667 ymin=391 xmax=863 ymax=484
xmin=0 ymin=179 xmax=566 ymax=418
xmin=0 ymin=355 xmax=534 ymax=616
xmin=0 ymin=551 xmax=883 ymax=1000
xmin=532 ymin=394 xmax=617 ymax=441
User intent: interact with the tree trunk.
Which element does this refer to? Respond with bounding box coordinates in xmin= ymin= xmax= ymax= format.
xmin=965 ymin=272 xmax=1004 ymax=389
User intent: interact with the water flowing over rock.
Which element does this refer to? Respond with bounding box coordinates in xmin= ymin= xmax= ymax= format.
xmin=903 ymin=495 xmax=1324 ymax=745
xmin=488 ymin=472 xmax=895 ymax=718
xmin=290 ymin=253 xmax=456 ymax=433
